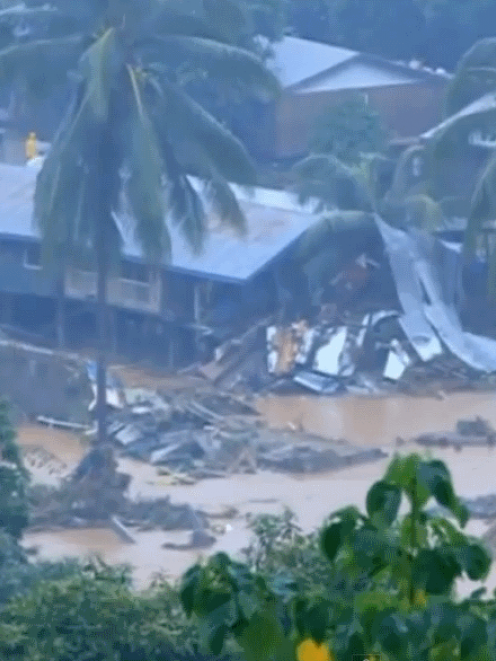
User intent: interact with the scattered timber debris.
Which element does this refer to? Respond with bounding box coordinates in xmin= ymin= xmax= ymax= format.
xmin=104 ymin=387 xmax=387 ymax=478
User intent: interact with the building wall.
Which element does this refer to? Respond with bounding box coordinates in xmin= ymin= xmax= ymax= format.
xmin=272 ymin=81 xmax=446 ymax=159
xmin=0 ymin=239 xmax=57 ymax=297
xmin=64 ymin=266 xmax=162 ymax=315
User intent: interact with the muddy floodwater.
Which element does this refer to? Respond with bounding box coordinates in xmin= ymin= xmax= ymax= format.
xmin=18 ymin=391 xmax=496 ymax=595
xmin=257 ymin=391 xmax=496 ymax=445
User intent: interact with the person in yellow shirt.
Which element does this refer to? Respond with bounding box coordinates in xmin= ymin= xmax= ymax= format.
xmin=25 ymin=132 xmax=37 ymax=161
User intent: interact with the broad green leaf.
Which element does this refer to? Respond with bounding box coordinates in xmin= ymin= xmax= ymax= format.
xmin=459 ymin=614 xmax=488 ymax=659
xmin=237 ymin=592 xmax=259 ymax=620
xmin=179 ymin=564 xmax=202 ymax=616
xmin=455 ymin=543 xmax=492 ymax=581
xmin=321 ymin=523 xmax=346 ymax=562
xmin=386 ymin=454 xmax=431 ymax=507
xmin=270 ymin=573 xmax=298 ymax=601
xmin=418 ymin=460 xmax=468 ymax=525
xmin=366 ymin=481 xmax=402 ymax=528
xmin=305 ymin=599 xmax=331 ymax=644
xmin=237 ymin=609 xmax=285 ymax=661
xmin=412 ymin=549 xmax=461 ymax=594
xmin=372 ymin=612 xmax=408 ymax=656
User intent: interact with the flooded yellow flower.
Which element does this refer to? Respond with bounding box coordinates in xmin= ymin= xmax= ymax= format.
xmin=297 ymin=639 xmax=334 ymax=661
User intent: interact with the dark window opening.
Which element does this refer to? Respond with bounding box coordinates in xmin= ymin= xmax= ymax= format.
xmin=121 ymin=261 xmax=149 ymax=283
xmin=24 ymin=243 xmax=41 ymax=269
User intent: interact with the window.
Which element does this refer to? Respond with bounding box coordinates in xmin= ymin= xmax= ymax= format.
xmin=121 ymin=260 xmax=150 ymax=283
xmin=23 ymin=243 xmax=41 ymax=269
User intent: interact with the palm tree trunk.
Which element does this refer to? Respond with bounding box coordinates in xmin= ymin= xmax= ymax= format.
xmin=96 ymin=213 xmax=108 ymax=446
xmin=55 ymin=269 xmax=65 ymax=349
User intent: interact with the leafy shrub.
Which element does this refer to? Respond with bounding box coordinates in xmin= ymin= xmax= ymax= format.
xmin=181 ymin=453 xmax=495 ymax=661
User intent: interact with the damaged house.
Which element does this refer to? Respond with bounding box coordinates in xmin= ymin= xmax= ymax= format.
xmin=0 ymin=163 xmax=324 ymax=366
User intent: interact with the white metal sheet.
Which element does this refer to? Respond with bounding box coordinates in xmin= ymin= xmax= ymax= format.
xmin=313 ymin=327 xmax=348 ymax=376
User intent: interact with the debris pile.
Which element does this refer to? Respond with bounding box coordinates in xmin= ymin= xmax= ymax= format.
xmin=262 ymin=311 xmax=488 ymax=395
xmin=414 ymin=417 xmax=496 ymax=449
xmin=29 ymin=446 xmax=209 ymax=541
xmin=105 ymin=388 xmax=386 ymax=477
xmin=198 ymin=219 xmax=496 ymax=396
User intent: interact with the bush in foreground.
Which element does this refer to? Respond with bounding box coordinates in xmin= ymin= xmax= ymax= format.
xmin=181 ymin=454 xmax=496 ymax=661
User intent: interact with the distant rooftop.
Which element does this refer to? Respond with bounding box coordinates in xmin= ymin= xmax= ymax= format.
xmin=268 ymin=36 xmax=356 ymax=88
xmin=267 ymin=36 xmax=451 ymax=91
xmin=0 ymin=163 xmax=323 ymax=284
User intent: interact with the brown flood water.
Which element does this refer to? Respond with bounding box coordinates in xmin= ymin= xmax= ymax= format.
xmin=257 ymin=392 xmax=496 ymax=446
xmin=17 ymin=391 xmax=496 ymax=594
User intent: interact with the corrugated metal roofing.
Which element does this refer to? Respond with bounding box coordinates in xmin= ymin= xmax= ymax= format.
xmin=296 ymin=61 xmax=419 ymax=94
xmin=268 ymin=36 xmax=356 ymax=88
xmin=0 ymin=163 xmax=322 ymax=283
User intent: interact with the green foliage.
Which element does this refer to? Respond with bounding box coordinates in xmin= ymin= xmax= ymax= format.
xmin=0 ymin=532 xmax=80 ymax=606
xmin=0 ymin=559 xmax=202 ymax=661
xmin=428 ymin=37 xmax=496 ymax=297
xmin=0 ymin=399 xmax=29 ymax=539
xmin=309 ymin=96 xmax=387 ymax=165
xmin=181 ymin=453 xmax=495 ymax=661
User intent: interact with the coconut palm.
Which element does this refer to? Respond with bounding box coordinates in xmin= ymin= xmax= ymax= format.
xmin=425 ymin=38 xmax=496 ymax=295
xmin=292 ymin=150 xmax=444 ymax=235
xmin=0 ymin=0 xmax=278 ymax=443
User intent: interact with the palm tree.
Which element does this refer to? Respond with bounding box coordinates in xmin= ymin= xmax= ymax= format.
xmin=1 ymin=0 xmax=278 ymax=444
xmin=292 ymin=150 xmax=444 ymax=235
xmin=426 ymin=38 xmax=496 ymax=295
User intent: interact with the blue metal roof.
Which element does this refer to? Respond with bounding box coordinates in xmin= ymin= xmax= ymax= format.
xmin=0 ymin=163 xmax=322 ymax=283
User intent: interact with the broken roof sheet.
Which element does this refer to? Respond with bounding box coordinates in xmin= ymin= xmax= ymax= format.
xmin=0 ymin=163 xmax=322 ymax=283
xmin=376 ymin=216 xmax=496 ymax=373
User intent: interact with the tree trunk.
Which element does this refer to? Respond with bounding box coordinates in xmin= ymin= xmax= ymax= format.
xmin=96 ymin=213 xmax=108 ymax=446
xmin=55 ymin=270 xmax=65 ymax=349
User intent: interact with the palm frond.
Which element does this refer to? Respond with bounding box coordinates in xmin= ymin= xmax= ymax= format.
xmin=125 ymin=65 xmax=168 ymax=263
xmin=431 ymin=104 xmax=496 ymax=163
xmin=144 ymin=35 xmax=279 ymax=101
xmin=387 ymin=144 xmax=427 ymax=201
xmin=403 ymin=194 xmax=444 ymax=232
xmin=466 ymin=150 xmax=496 ymax=257
xmin=79 ymin=27 xmax=116 ymax=122
xmin=292 ymin=154 xmax=374 ymax=212
xmin=168 ymin=175 xmax=206 ymax=254
xmin=0 ymin=34 xmax=84 ymax=79
xmin=34 ymin=79 xmax=88 ymax=233
xmin=445 ymin=38 xmax=496 ymax=116
xmin=148 ymin=76 xmax=256 ymax=185
xmin=204 ymin=177 xmax=246 ymax=232
xmin=297 ymin=211 xmax=373 ymax=260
